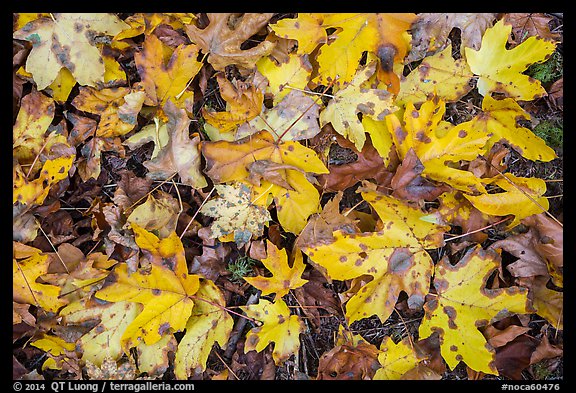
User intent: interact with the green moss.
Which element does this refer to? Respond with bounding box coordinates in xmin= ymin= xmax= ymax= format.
xmin=533 ymin=119 xmax=563 ymax=148
xmin=526 ymin=51 xmax=563 ymax=84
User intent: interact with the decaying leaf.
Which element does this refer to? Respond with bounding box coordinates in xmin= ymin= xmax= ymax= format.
xmin=202 ymin=130 xmax=329 ymax=234
xmin=408 ymin=13 xmax=497 ymax=62
xmin=237 ymin=90 xmax=321 ymax=141
xmin=419 ymin=245 xmax=533 ymax=375
xmin=200 ymin=183 xmax=271 ymax=247
xmin=202 ymin=73 xmax=263 ymax=133
xmin=135 ymin=101 xmax=208 ymax=189
xmin=503 ymin=13 xmax=562 ymax=44
xmin=317 ymin=340 xmax=380 ymax=380
xmin=13 ymin=13 xmax=130 ymax=90
xmin=185 ymin=13 xmax=275 ymax=71
xmin=256 ymin=53 xmax=312 ymax=104
xmin=320 ymin=61 xmax=398 ymax=151
xmin=303 ymin=189 xmax=447 ymax=323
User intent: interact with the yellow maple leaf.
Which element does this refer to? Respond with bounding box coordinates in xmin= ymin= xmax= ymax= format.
xmin=244 ymin=240 xmax=308 ymax=298
xmin=13 ymin=13 xmax=130 ymax=90
xmin=242 ymin=298 xmax=305 ymax=365
xmin=397 ymin=44 xmax=474 ymax=106
xmin=465 ymin=18 xmax=557 ymax=100
xmin=418 ymin=245 xmax=533 ymax=374
xmin=320 ymin=61 xmax=398 ymax=151
xmin=13 ymin=242 xmax=67 ymax=313
xmin=61 ymin=300 xmax=142 ymax=367
xmin=202 ymin=73 xmax=263 ymax=133
xmin=471 ymin=95 xmax=557 ymax=162
xmin=202 ymin=130 xmax=329 ymax=234
xmin=96 ymin=225 xmax=201 ymax=350
xmin=373 ymin=337 xmax=420 ymax=380
xmin=136 ymin=334 xmax=177 ymax=378
xmin=174 ymin=279 xmax=233 ymax=379
xmin=13 ymin=90 xmax=57 ymax=165
xmin=386 ymin=97 xmax=490 ymax=194
xmin=71 ymin=86 xmax=145 ymax=138
xmin=270 ymin=14 xmax=327 ymax=55
xmin=127 ymin=191 xmax=181 ymax=239
xmin=464 ymin=174 xmax=549 ymax=230
xmin=31 ymin=334 xmax=77 ymax=371
xmin=13 ymin=154 xmax=75 ymax=207
xmin=135 ymin=34 xmax=202 ymax=115
xmin=256 ymin=53 xmax=313 ymax=104
xmin=302 ymin=190 xmax=447 ymax=323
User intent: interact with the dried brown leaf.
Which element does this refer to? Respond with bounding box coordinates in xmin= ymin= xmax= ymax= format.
xmin=186 ymin=13 xmax=275 ymax=71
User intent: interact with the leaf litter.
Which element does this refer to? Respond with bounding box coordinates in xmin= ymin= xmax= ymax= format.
xmin=13 ymin=12 xmax=563 ymax=381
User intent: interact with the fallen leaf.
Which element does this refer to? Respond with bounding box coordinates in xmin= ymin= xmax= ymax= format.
xmin=320 ymin=61 xmax=398 ymax=151
xmin=174 ymin=279 xmax=233 ymax=379
xmin=136 ymin=334 xmax=177 ymax=378
xmin=244 ymin=240 xmax=308 ymax=298
xmin=237 ymin=90 xmax=321 ymax=141
xmin=419 ymin=245 xmax=533 ymax=375
xmin=71 ymin=86 xmax=145 ymax=138
xmin=317 ymin=341 xmax=380 ymax=380
xmin=464 ymin=174 xmax=549 ymax=230
xmin=270 ymin=14 xmax=326 ymax=55
xmin=127 ymin=191 xmax=181 ymax=239
xmin=256 ymin=53 xmax=312 ymax=104
xmin=61 ymin=299 xmax=141 ymax=367
xmin=503 ymin=13 xmax=561 ymax=45
xmin=374 ymin=337 xmax=421 ymax=380
xmin=471 ymin=95 xmax=557 ymax=162
xmin=465 ymin=19 xmax=557 ymax=100
xmin=135 ymin=34 xmax=202 ymax=114
xmin=397 ymin=44 xmax=474 ymax=106
xmin=137 ymin=101 xmax=208 ymax=189
xmin=13 ymin=242 xmax=67 ymax=313
xmin=242 ymin=298 xmax=305 ymax=365
xmin=202 ymin=130 xmax=329 ymax=234
xmin=185 ymin=13 xmax=275 ymax=71
xmin=522 ymin=213 xmax=563 ymax=287
xmin=200 ymin=183 xmax=271 ymax=247
xmin=95 ymin=225 xmax=201 ymax=350
xmin=202 ymin=73 xmax=263 ymax=133
xmin=13 ymin=13 xmax=130 ymax=90
xmin=408 ymin=13 xmax=497 ymax=62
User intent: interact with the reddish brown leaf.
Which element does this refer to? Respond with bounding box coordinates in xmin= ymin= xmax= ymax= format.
xmin=317 ymin=341 xmax=380 ymax=380
xmin=504 ymin=13 xmax=561 ymax=45
xmin=391 ymin=148 xmax=451 ymax=205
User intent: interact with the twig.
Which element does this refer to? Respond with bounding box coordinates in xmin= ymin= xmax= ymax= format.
xmin=444 ymin=216 xmax=512 ymax=242
xmin=179 ymin=186 xmax=215 ymax=239
xmin=36 ymin=218 xmax=69 ymax=274
xmin=223 ymin=291 xmax=261 ymax=360
xmin=213 ymin=350 xmax=239 ymax=380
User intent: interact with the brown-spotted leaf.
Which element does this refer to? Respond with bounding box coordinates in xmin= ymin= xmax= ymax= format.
xmin=185 ymin=13 xmax=275 ymax=71
xmin=419 ymin=245 xmax=534 ymax=375
xmin=135 ymin=34 xmax=202 ymax=115
xmin=13 ymin=13 xmax=130 ymax=90
xmin=408 ymin=13 xmax=497 ymax=62
xmin=202 ymin=73 xmax=263 ymax=133
xmin=244 ymin=240 xmax=308 ymax=298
